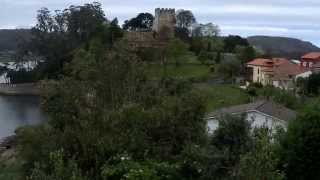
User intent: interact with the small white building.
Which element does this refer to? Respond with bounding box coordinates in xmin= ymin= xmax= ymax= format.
xmin=190 ymin=23 xmax=220 ymax=37
xmin=206 ymin=101 xmax=297 ymax=134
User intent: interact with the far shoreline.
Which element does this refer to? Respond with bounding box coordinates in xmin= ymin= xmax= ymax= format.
xmin=0 ymin=83 xmax=40 ymax=96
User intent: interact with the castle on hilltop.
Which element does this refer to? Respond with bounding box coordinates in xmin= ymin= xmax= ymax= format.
xmin=152 ymin=8 xmax=176 ymax=38
xmin=125 ymin=8 xmax=176 ymax=49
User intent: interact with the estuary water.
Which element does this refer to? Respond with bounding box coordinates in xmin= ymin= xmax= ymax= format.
xmin=0 ymin=95 xmax=46 ymax=139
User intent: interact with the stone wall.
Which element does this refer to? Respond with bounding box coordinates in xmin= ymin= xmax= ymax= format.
xmin=124 ymin=8 xmax=176 ymax=50
xmin=124 ymin=31 xmax=167 ymax=49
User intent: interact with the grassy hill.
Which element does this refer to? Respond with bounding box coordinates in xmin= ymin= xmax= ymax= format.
xmin=247 ymin=36 xmax=320 ymax=59
xmin=0 ymin=51 xmax=15 ymax=62
xmin=0 ymin=29 xmax=31 ymax=62
xmin=0 ymin=29 xmax=31 ymax=51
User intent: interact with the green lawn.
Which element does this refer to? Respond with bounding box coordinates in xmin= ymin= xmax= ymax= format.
xmin=182 ymin=53 xmax=202 ymax=64
xmin=197 ymin=84 xmax=250 ymax=112
xmin=146 ymin=63 xmax=212 ymax=81
xmin=0 ymin=51 xmax=15 ymax=63
xmin=145 ymin=52 xmax=214 ymax=81
xmin=145 ymin=53 xmax=249 ymax=112
xmin=0 ymin=158 xmax=23 ymax=180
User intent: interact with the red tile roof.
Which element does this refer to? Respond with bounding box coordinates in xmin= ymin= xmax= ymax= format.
xmin=273 ymin=60 xmax=309 ymax=80
xmin=302 ymin=52 xmax=320 ymax=60
xmin=247 ymin=58 xmax=288 ymax=67
xmin=247 ymin=58 xmax=272 ymax=67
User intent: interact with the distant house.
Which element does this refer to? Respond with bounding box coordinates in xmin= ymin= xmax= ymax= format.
xmin=299 ymin=52 xmax=320 ymax=74
xmin=247 ymin=58 xmax=311 ymax=90
xmin=190 ymin=23 xmax=219 ymax=37
xmin=206 ymin=101 xmax=297 ymax=133
xmin=272 ymin=60 xmax=312 ymax=89
xmin=247 ymin=58 xmax=285 ymax=85
xmin=312 ymin=62 xmax=320 ymax=73
xmin=301 ymin=52 xmax=320 ymax=68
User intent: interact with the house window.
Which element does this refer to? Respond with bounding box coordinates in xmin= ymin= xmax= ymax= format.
xmin=258 ymin=68 xmax=260 ymax=74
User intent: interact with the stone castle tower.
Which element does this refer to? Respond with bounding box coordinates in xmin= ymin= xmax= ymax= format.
xmin=152 ymin=8 xmax=176 ymax=38
xmin=125 ymin=8 xmax=176 ymax=49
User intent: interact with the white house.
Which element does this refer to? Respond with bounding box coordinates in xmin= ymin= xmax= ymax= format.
xmin=206 ymin=101 xmax=297 ymax=134
xmin=190 ymin=23 xmax=220 ymax=37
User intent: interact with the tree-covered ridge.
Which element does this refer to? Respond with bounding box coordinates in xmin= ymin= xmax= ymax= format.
xmin=248 ymin=35 xmax=320 ymax=59
xmin=0 ymin=29 xmax=31 ymax=51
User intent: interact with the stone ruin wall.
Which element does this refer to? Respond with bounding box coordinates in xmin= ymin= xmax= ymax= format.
xmin=125 ymin=8 xmax=176 ymax=49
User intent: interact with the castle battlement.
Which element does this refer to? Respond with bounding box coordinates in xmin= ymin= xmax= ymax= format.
xmin=155 ymin=8 xmax=175 ymax=15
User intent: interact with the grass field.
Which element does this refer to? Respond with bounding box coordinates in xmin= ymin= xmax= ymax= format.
xmin=0 ymin=51 xmax=15 ymax=63
xmin=146 ymin=63 xmax=211 ymax=81
xmin=197 ymin=84 xmax=250 ymax=112
xmin=145 ymin=53 xmax=214 ymax=81
xmin=0 ymin=155 xmax=23 ymax=180
xmin=144 ymin=53 xmax=250 ymax=113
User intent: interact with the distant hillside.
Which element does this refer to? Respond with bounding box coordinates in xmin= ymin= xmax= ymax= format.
xmin=247 ymin=36 xmax=320 ymax=59
xmin=0 ymin=29 xmax=31 ymax=51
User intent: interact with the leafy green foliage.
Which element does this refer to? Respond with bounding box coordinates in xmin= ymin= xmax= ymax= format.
xmin=198 ymin=51 xmax=210 ymax=65
xmin=190 ymin=37 xmax=224 ymax=55
xmin=123 ymin=13 xmax=154 ymax=31
xmin=197 ymin=51 xmax=218 ymax=65
xmin=17 ymin=39 xmax=208 ymax=179
xmin=20 ymin=2 xmax=123 ymax=80
xmin=256 ymin=86 xmax=301 ymax=110
xmin=280 ymin=102 xmax=320 ymax=179
xmin=236 ymin=45 xmax=257 ymax=73
xmin=208 ymin=115 xmax=252 ymax=178
xmin=165 ymin=38 xmax=189 ymax=66
xmin=223 ymin=35 xmax=249 ymax=53
xmin=217 ymin=54 xmax=241 ymax=80
xmin=28 ymin=150 xmax=84 ymax=180
xmin=238 ymin=128 xmax=285 ymax=180
xmin=0 ymin=157 xmax=24 ymax=180
xmin=304 ymin=73 xmax=320 ymax=96
xmin=101 ymin=155 xmax=179 ymax=180
xmin=205 ymin=116 xmax=285 ymax=180
xmin=176 ymin=10 xmax=196 ymax=29
xmin=174 ymin=27 xmax=190 ymax=43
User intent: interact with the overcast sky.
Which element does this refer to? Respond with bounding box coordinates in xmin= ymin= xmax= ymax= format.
xmin=1 ymin=0 xmax=320 ymax=46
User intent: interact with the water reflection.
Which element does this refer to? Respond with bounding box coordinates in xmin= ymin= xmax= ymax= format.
xmin=0 ymin=95 xmax=46 ymax=138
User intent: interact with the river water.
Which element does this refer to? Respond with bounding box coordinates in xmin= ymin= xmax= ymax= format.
xmin=0 ymin=95 xmax=46 ymax=139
